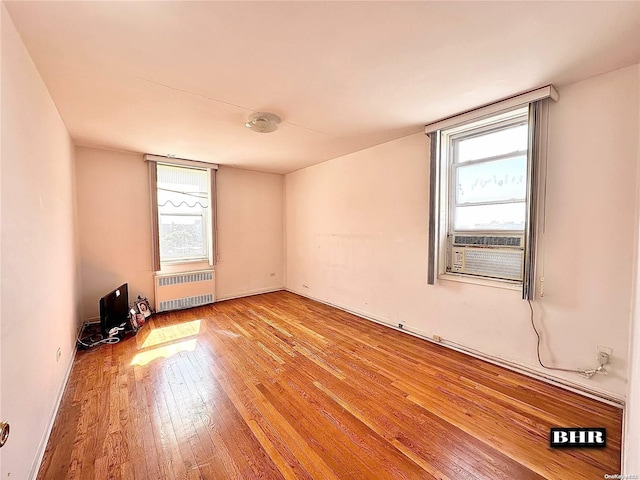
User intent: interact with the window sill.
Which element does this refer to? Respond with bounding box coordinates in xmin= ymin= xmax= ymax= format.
xmin=437 ymin=272 xmax=521 ymax=291
xmin=158 ymin=261 xmax=213 ymax=275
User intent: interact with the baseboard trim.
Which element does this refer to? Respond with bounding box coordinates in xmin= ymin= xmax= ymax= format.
xmin=216 ymin=286 xmax=284 ymax=303
xmin=285 ymin=288 xmax=625 ymax=408
xmin=29 ymin=339 xmax=78 ymax=479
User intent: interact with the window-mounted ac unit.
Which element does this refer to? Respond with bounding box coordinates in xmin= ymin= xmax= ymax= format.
xmin=449 ymin=235 xmax=524 ymax=281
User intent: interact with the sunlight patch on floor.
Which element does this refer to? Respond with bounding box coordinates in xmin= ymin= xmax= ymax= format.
xmin=140 ymin=319 xmax=202 ymax=349
xmin=131 ymin=339 xmax=197 ymax=366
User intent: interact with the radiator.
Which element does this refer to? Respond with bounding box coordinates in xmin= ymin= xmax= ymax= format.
xmin=154 ymin=270 xmax=215 ymax=312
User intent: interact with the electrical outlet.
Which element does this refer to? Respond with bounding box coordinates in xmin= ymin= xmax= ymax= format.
xmin=433 ymin=335 xmax=442 ymax=342
xmin=398 ymin=323 xmax=404 ymax=329
xmin=56 ymin=347 xmax=62 ymax=363
xmin=597 ymin=345 xmax=612 ymax=365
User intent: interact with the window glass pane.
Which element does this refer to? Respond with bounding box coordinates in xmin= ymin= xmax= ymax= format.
xmin=157 ymin=164 xmax=209 ymax=261
xmin=457 ymin=123 xmax=528 ymax=163
xmin=454 ymin=202 xmax=526 ymax=231
xmin=159 ymin=215 xmax=206 ymax=260
xmin=456 ymin=156 xmax=527 ymax=204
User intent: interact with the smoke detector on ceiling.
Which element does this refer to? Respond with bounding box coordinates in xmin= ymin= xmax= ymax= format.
xmin=245 ymin=112 xmax=281 ymax=133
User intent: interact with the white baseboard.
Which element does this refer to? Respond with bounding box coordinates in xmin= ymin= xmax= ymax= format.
xmin=28 ymin=340 xmax=78 ymax=480
xmin=285 ymin=287 xmax=625 ymax=408
xmin=216 ymin=286 xmax=284 ymax=303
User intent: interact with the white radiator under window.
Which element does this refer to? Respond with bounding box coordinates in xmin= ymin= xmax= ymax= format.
xmin=154 ymin=270 xmax=215 ymax=312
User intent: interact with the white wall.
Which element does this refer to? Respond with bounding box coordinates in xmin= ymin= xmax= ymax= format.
xmin=215 ymin=166 xmax=284 ymax=300
xmin=75 ymin=147 xmax=155 ymax=319
xmin=1 ymin=5 xmax=81 ymax=479
xmin=75 ymin=149 xmax=284 ymax=319
xmin=624 ymin=64 xmax=640 ymax=475
xmin=285 ymin=64 xmax=640 ymax=399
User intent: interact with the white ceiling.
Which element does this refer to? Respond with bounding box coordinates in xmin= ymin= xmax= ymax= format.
xmin=5 ymin=1 xmax=640 ymax=174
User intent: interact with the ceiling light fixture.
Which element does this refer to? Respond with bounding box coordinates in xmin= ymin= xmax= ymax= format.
xmin=245 ymin=112 xmax=281 ymax=133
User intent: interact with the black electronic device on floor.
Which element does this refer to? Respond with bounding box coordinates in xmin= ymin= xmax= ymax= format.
xmin=99 ymin=283 xmax=129 ymax=338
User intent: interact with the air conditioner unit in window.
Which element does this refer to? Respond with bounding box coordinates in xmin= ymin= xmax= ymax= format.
xmin=449 ymin=235 xmax=524 ymax=281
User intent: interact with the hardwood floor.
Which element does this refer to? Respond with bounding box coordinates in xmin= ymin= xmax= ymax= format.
xmin=37 ymin=291 xmax=622 ymax=479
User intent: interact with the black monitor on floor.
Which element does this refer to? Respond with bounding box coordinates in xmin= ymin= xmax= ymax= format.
xmin=99 ymin=283 xmax=129 ymax=337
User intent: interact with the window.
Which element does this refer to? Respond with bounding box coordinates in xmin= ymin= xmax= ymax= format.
xmin=146 ymin=155 xmax=218 ymax=271
xmin=442 ymin=107 xmax=529 ymax=283
xmin=426 ymin=86 xmax=557 ymax=298
xmin=157 ymin=164 xmax=210 ymax=263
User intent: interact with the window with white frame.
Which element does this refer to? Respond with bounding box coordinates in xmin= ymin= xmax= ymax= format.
xmin=156 ymin=164 xmax=211 ymax=264
xmin=426 ymin=86 xmax=557 ymax=298
xmin=442 ymin=107 xmax=529 ymax=283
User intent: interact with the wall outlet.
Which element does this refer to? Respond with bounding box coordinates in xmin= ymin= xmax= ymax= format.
xmin=597 ymin=345 xmax=613 ymax=365
xmin=433 ymin=335 xmax=442 ymax=342
xmin=398 ymin=323 xmax=404 ymax=329
xmin=56 ymin=347 xmax=62 ymax=362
